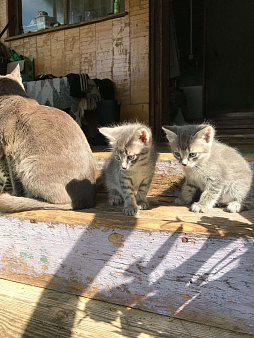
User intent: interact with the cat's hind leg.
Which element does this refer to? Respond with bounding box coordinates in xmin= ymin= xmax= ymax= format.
xmin=108 ymin=189 xmax=124 ymax=206
xmin=5 ymin=155 xmax=23 ymax=196
xmin=226 ymin=201 xmax=242 ymax=213
xmin=175 ymin=181 xmax=197 ymax=205
xmin=225 ymin=179 xmax=252 ymax=213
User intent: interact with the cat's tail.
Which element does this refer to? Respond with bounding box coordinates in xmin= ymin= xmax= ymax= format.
xmin=0 ymin=193 xmax=75 ymax=213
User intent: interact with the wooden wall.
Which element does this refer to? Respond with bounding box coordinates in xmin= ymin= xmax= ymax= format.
xmin=0 ymin=0 xmax=149 ymax=123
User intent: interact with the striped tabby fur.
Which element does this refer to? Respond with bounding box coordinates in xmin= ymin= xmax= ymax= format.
xmin=99 ymin=123 xmax=157 ymax=216
xmin=0 ymin=156 xmax=13 ymax=194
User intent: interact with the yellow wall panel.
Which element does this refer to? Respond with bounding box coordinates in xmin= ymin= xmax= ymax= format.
xmin=2 ymin=0 xmax=149 ymax=123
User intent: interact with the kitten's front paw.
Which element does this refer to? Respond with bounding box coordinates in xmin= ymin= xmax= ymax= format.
xmin=123 ymin=205 xmax=138 ymax=216
xmin=137 ymin=200 xmax=150 ymax=210
xmin=109 ymin=195 xmax=123 ymax=206
xmin=190 ymin=202 xmax=210 ymax=213
xmin=226 ymin=201 xmax=242 ymax=213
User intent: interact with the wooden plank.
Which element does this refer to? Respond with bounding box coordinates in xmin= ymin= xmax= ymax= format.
xmin=0 ymin=279 xmax=249 ymax=338
xmin=6 ymin=194 xmax=254 ymax=238
xmin=64 ymin=27 xmax=80 ymax=74
xmin=36 ymin=33 xmax=52 ymax=75
xmin=23 ymin=36 xmax=37 ymax=61
xmin=0 ymin=206 xmax=254 ymax=334
xmin=0 ymin=0 xmax=8 ymax=39
xmin=112 ymin=17 xmax=131 ymax=105
xmin=80 ymin=25 xmax=96 ymax=77
xmin=50 ymin=31 xmax=65 ymax=77
xmin=130 ymin=35 xmax=149 ymax=104
xmin=96 ymin=21 xmax=113 ymax=79
xmin=129 ymin=0 xmax=149 ymax=104
xmin=121 ymin=103 xmax=149 ymax=123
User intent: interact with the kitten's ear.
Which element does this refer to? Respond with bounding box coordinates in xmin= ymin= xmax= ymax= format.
xmin=162 ymin=126 xmax=178 ymax=144
xmin=194 ymin=125 xmax=215 ymax=144
xmin=134 ymin=127 xmax=151 ymax=146
xmin=11 ymin=64 xmax=22 ymax=83
xmin=99 ymin=126 xmax=123 ymax=144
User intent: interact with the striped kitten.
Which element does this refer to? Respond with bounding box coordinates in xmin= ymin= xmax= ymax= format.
xmin=162 ymin=124 xmax=253 ymax=213
xmin=99 ymin=123 xmax=157 ymax=216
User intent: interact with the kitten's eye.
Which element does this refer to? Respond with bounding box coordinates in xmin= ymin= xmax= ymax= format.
xmin=127 ymin=155 xmax=136 ymax=161
xmin=189 ymin=152 xmax=197 ymax=158
xmin=174 ymin=152 xmax=181 ymax=158
xmin=114 ymin=155 xmax=121 ymax=161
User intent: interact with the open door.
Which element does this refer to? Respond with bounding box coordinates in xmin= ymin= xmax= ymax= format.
xmin=204 ymin=0 xmax=254 ymax=134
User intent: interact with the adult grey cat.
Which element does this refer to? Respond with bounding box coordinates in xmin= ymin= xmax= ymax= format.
xmin=99 ymin=123 xmax=157 ymax=216
xmin=0 ymin=65 xmax=96 ymax=212
xmin=162 ymin=124 xmax=253 ymax=213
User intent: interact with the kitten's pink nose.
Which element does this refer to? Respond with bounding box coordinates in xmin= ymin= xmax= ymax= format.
xmin=182 ymin=162 xmax=187 ymax=166
xmin=122 ymin=166 xmax=127 ymax=170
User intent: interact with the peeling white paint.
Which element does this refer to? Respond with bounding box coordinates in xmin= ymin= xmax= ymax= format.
xmin=0 ymin=216 xmax=253 ymax=334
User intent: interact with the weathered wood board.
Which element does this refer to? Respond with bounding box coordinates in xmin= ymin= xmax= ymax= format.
xmin=1 ymin=206 xmax=254 ymax=334
xmin=0 ymin=152 xmax=253 ymax=334
xmin=0 ymin=278 xmax=251 ymax=338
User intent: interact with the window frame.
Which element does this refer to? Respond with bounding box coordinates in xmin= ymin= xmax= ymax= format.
xmin=6 ymin=0 xmax=127 ymax=40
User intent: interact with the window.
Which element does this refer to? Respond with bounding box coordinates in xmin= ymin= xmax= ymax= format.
xmin=8 ymin=0 xmax=125 ymax=37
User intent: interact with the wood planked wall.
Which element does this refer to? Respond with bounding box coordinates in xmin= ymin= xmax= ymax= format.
xmin=0 ymin=0 xmax=149 ymax=123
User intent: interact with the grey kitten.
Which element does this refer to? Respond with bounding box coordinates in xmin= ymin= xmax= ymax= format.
xmin=99 ymin=123 xmax=157 ymax=216
xmin=162 ymin=124 xmax=253 ymax=213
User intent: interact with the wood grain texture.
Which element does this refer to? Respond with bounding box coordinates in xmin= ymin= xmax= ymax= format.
xmin=64 ymin=28 xmax=80 ymax=74
xmin=80 ymin=25 xmax=96 ymax=77
xmin=50 ymin=31 xmax=65 ymax=77
xmin=36 ymin=33 xmax=52 ymax=75
xmin=130 ymin=0 xmax=149 ymax=104
xmin=0 ymin=152 xmax=253 ymax=334
xmin=0 ymin=0 xmax=8 ymax=40
xmin=121 ymin=103 xmax=149 ymax=123
xmin=0 ymin=196 xmax=254 ymax=334
xmin=96 ymin=21 xmax=113 ymax=79
xmin=23 ymin=36 xmax=37 ymax=62
xmin=2 ymin=0 xmax=149 ymax=123
xmin=112 ymin=17 xmax=131 ymax=105
xmin=0 ymin=279 xmax=250 ymax=338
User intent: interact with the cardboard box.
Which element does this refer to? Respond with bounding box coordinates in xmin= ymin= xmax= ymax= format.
xmin=7 ymin=58 xmax=34 ymax=82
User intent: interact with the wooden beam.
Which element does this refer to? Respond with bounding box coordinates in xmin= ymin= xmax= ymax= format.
xmin=0 ymin=198 xmax=254 ymax=334
xmin=63 ymin=0 xmax=69 ymax=25
xmin=0 ymin=278 xmax=247 ymax=338
xmin=149 ymin=0 xmax=171 ymax=141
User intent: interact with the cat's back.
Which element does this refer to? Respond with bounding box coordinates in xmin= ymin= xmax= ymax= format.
xmin=8 ymin=101 xmax=95 ymax=178
xmin=19 ymin=103 xmax=89 ymax=148
xmin=211 ymin=140 xmax=252 ymax=175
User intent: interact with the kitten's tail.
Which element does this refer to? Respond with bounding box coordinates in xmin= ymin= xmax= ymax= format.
xmin=0 ymin=193 xmax=75 ymax=213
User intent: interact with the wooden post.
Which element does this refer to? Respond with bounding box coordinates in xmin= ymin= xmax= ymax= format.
xmin=63 ymin=0 xmax=69 ymax=25
xmin=149 ymin=0 xmax=171 ymax=141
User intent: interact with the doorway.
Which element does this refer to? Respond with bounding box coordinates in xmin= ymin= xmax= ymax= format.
xmin=150 ymin=0 xmax=254 ymax=140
